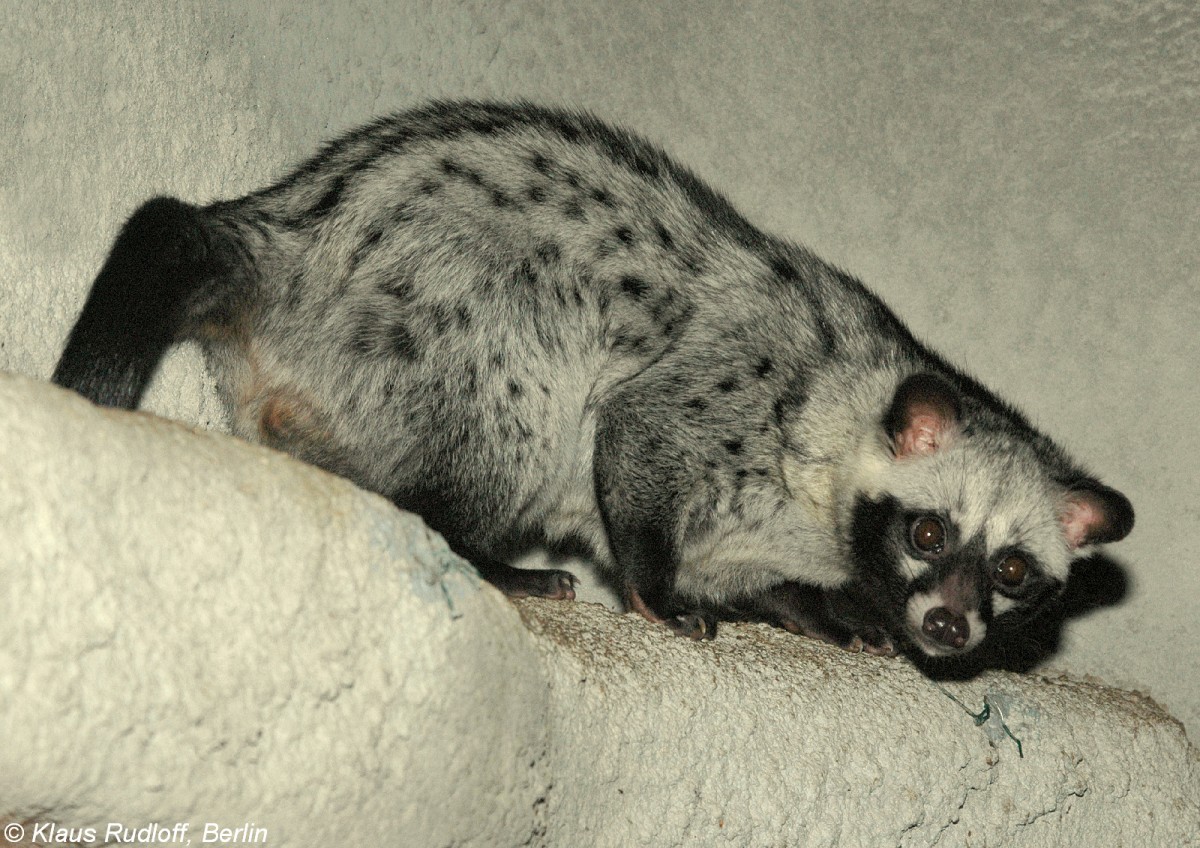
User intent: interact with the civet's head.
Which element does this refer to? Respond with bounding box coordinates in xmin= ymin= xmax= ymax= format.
xmin=850 ymin=373 xmax=1133 ymax=658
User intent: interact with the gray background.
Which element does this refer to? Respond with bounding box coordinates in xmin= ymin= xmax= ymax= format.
xmin=2 ymin=2 xmax=1196 ymax=737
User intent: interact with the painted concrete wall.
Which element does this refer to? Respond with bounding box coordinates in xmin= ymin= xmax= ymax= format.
xmin=2 ymin=0 xmax=1196 ymax=747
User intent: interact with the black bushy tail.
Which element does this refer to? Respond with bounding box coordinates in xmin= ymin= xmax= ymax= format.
xmin=52 ymin=197 xmax=229 ymax=409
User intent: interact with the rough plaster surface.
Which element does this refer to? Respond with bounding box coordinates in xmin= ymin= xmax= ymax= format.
xmin=2 ymin=0 xmax=1197 ymax=737
xmin=0 ymin=374 xmax=550 ymax=847
xmin=1 ymin=372 xmax=1197 ymax=847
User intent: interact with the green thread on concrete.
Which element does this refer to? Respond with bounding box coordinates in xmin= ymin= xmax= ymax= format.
xmin=937 ymin=684 xmax=1025 ymax=758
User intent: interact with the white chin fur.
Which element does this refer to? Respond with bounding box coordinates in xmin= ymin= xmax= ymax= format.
xmin=905 ymin=592 xmax=986 ymax=657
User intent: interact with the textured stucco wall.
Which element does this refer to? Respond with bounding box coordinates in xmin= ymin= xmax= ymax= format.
xmin=2 ymin=0 xmax=1196 ymax=745
xmin=2 ymin=371 xmax=1196 ymax=847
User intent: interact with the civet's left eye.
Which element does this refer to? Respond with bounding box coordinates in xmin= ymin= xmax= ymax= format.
xmin=994 ymin=554 xmax=1029 ymax=588
xmin=910 ymin=515 xmax=946 ymax=555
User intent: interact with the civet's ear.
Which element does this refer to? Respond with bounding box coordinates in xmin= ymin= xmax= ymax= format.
xmin=885 ymin=373 xmax=960 ymax=459
xmin=1061 ymin=482 xmax=1135 ymax=548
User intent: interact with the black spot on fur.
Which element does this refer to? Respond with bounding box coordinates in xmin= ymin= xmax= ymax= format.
xmin=391 ymin=323 xmax=420 ymax=361
xmin=564 ymin=170 xmax=581 ymax=189
xmin=351 ymin=227 xmax=384 ymax=268
xmin=724 ymin=439 xmax=744 ymax=455
xmin=440 ymin=158 xmax=462 ymax=176
xmin=530 ymin=153 xmax=554 ymax=176
xmin=685 ymin=397 xmax=708 ymax=412
xmin=631 ymin=154 xmax=661 ymax=180
xmin=418 ymin=180 xmax=440 ymax=196
xmin=572 ymin=287 xmax=585 ymax=307
xmin=526 ymin=185 xmax=548 ymax=203
xmin=652 ymin=293 xmax=694 ymax=340
xmin=537 ymin=241 xmax=562 ymax=264
xmin=491 ymin=189 xmax=512 ymax=209
xmin=620 ymin=275 xmax=649 ymax=299
xmin=615 ymin=226 xmax=635 ymax=247
xmin=755 ymin=357 xmax=774 ymax=378
xmin=770 ymin=259 xmax=837 ymax=355
xmin=680 ymin=251 xmax=706 ymax=276
xmin=430 ymin=303 xmax=452 ymax=336
xmin=769 ymin=256 xmax=799 ymax=282
xmin=281 ymin=100 xmax=789 ymax=265
xmin=540 ymin=383 xmax=551 ymax=396
xmin=556 ymin=120 xmax=582 ymax=143
xmin=284 ymin=270 xmax=306 ymax=310
xmin=311 ymin=176 xmax=346 ymax=217
xmin=381 ymin=278 xmax=417 ymax=304
xmin=349 ymin=322 xmax=375 ymax=355
xmin=772 ymin=397 xmax=788 ymax=426
xmin=772 ymin=386 xmax=808 ymax=427
xmin=490 ymin=350 xmax=506 ymax=370
xmin=718 ymin=377 xmax=739 ymax=393
xmin=470 ymin=115 xmax=502 ymax=135
xmin=455 ymin=304 xmax=472 ymax=329
xmin=591 ymin=188 xmax=616 ymax=207
xmin=654 ymin=221 xmax=675 ymax=251
xmin=814 ymin=313 xmax=838 ymax=356
xmin=562 ymin=200 xmax=585 ymax=221
xmin=512 ymin=260 xmax=539 ymax=288
xmin=611 ymin=330 xmax=648 ymax=352
xmin=508 ymin=379 xmax=523 ymax=397
xmin=649 ymin=289 xmax=676 ymax=320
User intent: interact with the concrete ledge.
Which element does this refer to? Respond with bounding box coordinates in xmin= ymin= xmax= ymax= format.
xmin=1 ymin=371 xmax=1196 ymax=847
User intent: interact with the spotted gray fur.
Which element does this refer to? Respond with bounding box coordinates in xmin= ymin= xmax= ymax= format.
xmin=52 ymin=100 xmax=1133 ymax=659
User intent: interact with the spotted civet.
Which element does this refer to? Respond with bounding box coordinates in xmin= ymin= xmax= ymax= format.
xmin=52 ymin=100 xmax=1133 ymax=657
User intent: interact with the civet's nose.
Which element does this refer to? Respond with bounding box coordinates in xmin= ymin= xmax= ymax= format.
xmin=922 ymin=606 xmax=970 ymax=650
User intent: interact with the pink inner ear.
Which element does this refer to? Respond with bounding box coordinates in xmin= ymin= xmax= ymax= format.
xmin=895 ymin=408 xmax=951 ymax=458
xmin=1061 ymin=495 xmax=1105 ymax=549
